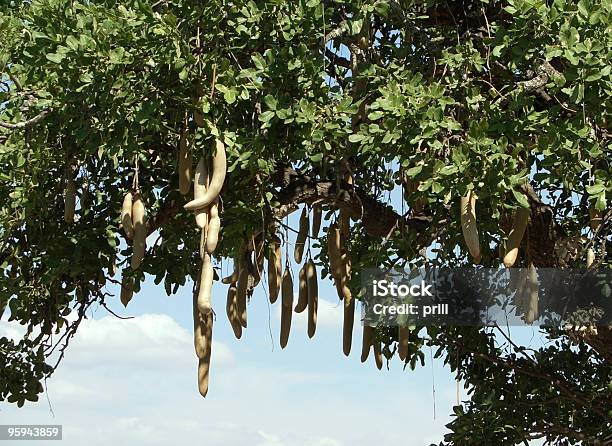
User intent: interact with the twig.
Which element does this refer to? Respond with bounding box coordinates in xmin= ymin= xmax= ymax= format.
xmin=100 ymin=301 xmax=135 ymax=320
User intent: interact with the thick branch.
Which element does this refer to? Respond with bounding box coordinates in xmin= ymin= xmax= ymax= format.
xmin=273 ymin=167 xmax=431 ymax=238
xmin=0 ymin=109 xmax=51 ymax=130
xmin=323 ymin=20 xmax=350 ymax=43
xmin=518 ymin=61 xmax=562 ymax=92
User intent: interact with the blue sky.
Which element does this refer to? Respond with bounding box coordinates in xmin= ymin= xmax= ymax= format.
xmin=0 ymin=176 xmax=549 ymax=446
xmin=1 ymin=276 xmax=463 ymax=446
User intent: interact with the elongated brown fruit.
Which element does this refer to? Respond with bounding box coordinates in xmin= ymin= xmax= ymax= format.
xmin=328 ymin=224 xmax=351 ymax=301
xmin=194 ymin=157 xmax=210 ymax=229
xmin=252 ymin=239 xmax=265 ymax=286
xmin=206 ymin=199 xmax=221 ymax=254
xmin=294 ymin=263 xmax=309 ymax=313
xmin=342 ymin=250 xmax=353 ymax=307
xmin=294 ymin=206 xmax=309 ymax=263
xmin=184 ymin=139 xmax=226 ymax=210
xmin=64 ymin=178 xmax=76 ymax=223
xmin=503 ymin=207 xmax=530 ymax=267
xmin=225 ymin=283 xmax=242 ymax=339
xmin=339 ymin=209 xmax=350 ymax=239
xmin=343 ymin=298 xmax=354 ymax=356
xmin=197 ymin=252 xmax=214 ymax=315
xmin=121 ymin=192 xmax=134 ymax=239
xmin=178 ymin=128 xmax=192 ymax=195
xmin=460 ymin=192 xmax=481 ymax=264
xmin=236 ymin=267 xmax=248 ymax=328
xmin=311 ymin=203 xmax=322 ymax=238
xmin=327 ymin=225 xmax=341 ymax=270
xmin=131 ymin=195 xmax=146 ymax=270
xmin=327 ymin=224 xmax=344 ymax=299
xmin=361 ymin=325 xmax=374 ymax=363
xmin=280 ymin=302 xmax=292 ymax=349
xmin=525 ymin=263 xmax=539 ymax=324
xmin=197 ymin=312 xmax=213 ymax=398
xmin=280 ymin=267 xmax=294 ymax=347
xmin=193 ymin=286 xmax=212 ymax=359
xmin=306 ymin=260 xmax=318 ymax=338
xmin=199 ymin=228 xmax=207 ymax=260
xmin=398 ymin=326 xmax=410 ymax=361
xmin=267 ymin=238 xmax=282 ymax=303
xmin=586 ymin=248 xmax=595 ymax=268
xmin=120 ymin=273 xmax=134 ymax=307
xmin=373 ymin=338 xmax=383 ymax=370
xmin=281 ymin=266 xmax=293 ymax=308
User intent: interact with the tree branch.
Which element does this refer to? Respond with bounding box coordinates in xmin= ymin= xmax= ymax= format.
xmin=0 ymin=109 xmax=51 ymax=130
xmin=518 ymin=61 xmax=562 ymax=92
xmin=323 ymin=20 xmax=350 ymax=43
xmin=273 ymin=166 xmax=431 ymax=238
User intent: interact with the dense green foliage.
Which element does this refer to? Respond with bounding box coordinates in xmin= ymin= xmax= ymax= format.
xmin=0 ymin=0 xmax=610 ymax=444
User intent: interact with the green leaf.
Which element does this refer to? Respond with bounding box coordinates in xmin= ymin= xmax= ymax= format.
xmin=439 ymin=165 xmax=458 ymax=176
xmin=586 ymin=183 xmax=605 ymax=195
xmin=263 ymin=94 xmax=277 ymax=110
xmin=251 ymin=53 xmax=266 ymax=70
xmin=310 ymin=153 xmax=323 ymax=162
xmin=405 ymin=165 xmax=423 ymax=177
xmin=45 ymin=53 xmax=64 ymax=64
xmin=348 ymin=134 xmax=365 ymax=143
xmin=367 ymin=111 xmax=384 ymax=120
xmin=512 ymin=189 xmax=530 ymax=208
xmin=492 ymin=45 xmax=504 ymax=57
xmin=66 ymin=35 xmax=80 ymax=51
xmin=258 ymin=110 xmax=275 ymax=123
xmin=595 ymin=192 xmax=606 ymax=211
xmin=223 ymin=88 xmax=237 ymax=104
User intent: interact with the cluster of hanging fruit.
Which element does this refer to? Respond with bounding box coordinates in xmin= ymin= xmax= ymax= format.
xmin=58 ymin=138 xmax=605 ymax=398
xmin=455 ymin=188 xmax=602 ymax=324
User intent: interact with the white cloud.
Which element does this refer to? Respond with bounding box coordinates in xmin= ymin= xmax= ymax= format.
xmin=64 ymin=313 xmax=232 ymax=367
xmin=257 ymin=430 xmax=284 ymax=446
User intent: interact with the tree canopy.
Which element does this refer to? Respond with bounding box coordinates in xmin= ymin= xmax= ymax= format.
xmin=0 ymin=0 xmax=611 ymax=444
